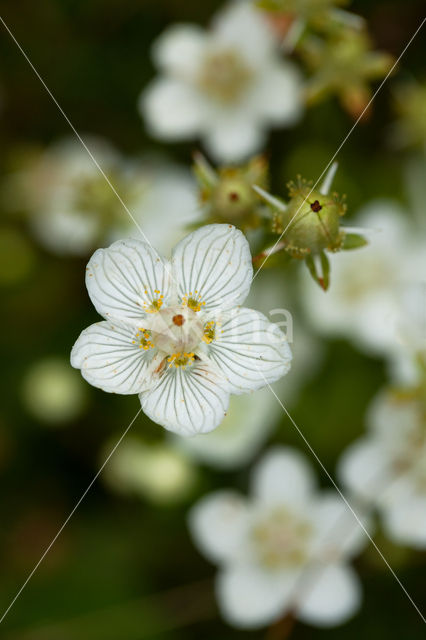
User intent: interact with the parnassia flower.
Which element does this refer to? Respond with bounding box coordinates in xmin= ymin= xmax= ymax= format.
xmin=189 ymin=447 xmax=366 ymax=629
xmin=339 ymin=385 xmax=426 ymax=548
xmin=140 ymin=0 xmax=302 ymax=162
xmin=8 ymin=136 xmax=198 ymax=257
xmin=71 ymin=224 xmax=291 ymax=435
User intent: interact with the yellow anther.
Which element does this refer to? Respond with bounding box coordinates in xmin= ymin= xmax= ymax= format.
xmin=203 ymin=321 xmax=216 ymax=344
xmin=136 ymin=328 xmax=154 ymax=351
xmin=143 ymin=291 xmax=164 ymax=313
xmin=167 ymin=352 xmax=195 ymax=368
xmin=182 ymin=292 xmax=205 ymax=313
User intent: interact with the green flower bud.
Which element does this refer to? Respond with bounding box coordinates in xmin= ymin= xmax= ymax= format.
xmin=252 ymin=163 xmax=366 ymax=290
xmin=277 ymin=177 xmax=346 ymax=258
xmin=194 ymin=154 xmax=269 ymax=229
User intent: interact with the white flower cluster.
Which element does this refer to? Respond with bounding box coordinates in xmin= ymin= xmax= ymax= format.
xmin=40 ymin=0 xmax=424 ymax=632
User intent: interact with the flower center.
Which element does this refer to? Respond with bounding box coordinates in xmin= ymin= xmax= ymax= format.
xmin=197 ymin=49 xmax=254 ymax=104
xmin=149 ymin=306 xmax=205 ymax=356
xmin=252 ymin=507 xmax=312 ymax=570
xmin=133 ymin=328 xmax=154 ymax=350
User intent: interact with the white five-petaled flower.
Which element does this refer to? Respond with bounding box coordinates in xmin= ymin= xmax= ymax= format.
xmin=339 ymin=387 xmax=426 ymax=549
xmin=189 ymin=447 xmax=366 ymax=629
xmin=11 ymin=136 xmax=198 ymax=257
xmin=140 ymin=0 xmax=303 ymax=162
xmin=71 ymin=224 xmax=291 ymax=436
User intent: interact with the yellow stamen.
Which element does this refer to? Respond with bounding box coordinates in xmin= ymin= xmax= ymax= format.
xmin=136 ymin=328 xmax=154 ymax=350
xmin=167 ymin=352 xmax=195 ymax=368
xmin=202 ymin=321 xmax=216 ymax=344
xmin=143 ymin=292 xmax=164 ymax=313
xmin=182 ymin=292 xmax=206 ymax=313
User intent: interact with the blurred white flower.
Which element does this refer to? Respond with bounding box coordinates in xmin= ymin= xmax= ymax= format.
xmin=71 ymin=224 xmax=292 ymax=435
xmin=13 ymin=137 xmax=198 ymax=256
xmin=140 ymin=0 xmax=303 ymax=162
xmin=301 ymin=200 xmax=426 ymax=367
xmin=22 ymin=357 xmax=88 ymax=425
xmin=339 ymin=386 xmax=426 ymax=549
xmin=102 ymin=437 xmax=196 ymax=504
xmin=176 ymin=272 xmax=322 ymax=468
xmin=189 ymin=447 xmax=365 ymax=629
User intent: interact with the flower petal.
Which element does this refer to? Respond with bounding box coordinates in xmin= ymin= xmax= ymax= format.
xmin=212 ymin=1 xmax=276 ymax=66
xmin=204 ymin=115 xmax=265 ymax=163
xmin=310 ymin=491 xmax=371 ymax=560
xmin=152 ymin=24 xmax=206 ymax=76
xmin=297 ymin=564 xmax=361 ymax=627
xmin=85 ymin=238 xmax=171 ymax=322
xmin=71 ymin=321 xmax=157 ymax=394
xmin=205 ymin=307 xmax=291 ymax=394
xmin=188 ymin=490 xmax=249 ymax=563
xmin=217 ymin=564 xmax=298 ymax=628
xmin=141 ymin=78 xmax=205 ymax=140
xmin=382 ymin=488 xmax=426 ymax=548
xmin=171 ymin=224 xmax=252 ymax=312
xmin=177 ymin=387 xmax=280 ymax=469
xmin=337 ymin=438 xmax=390 ymax=502
xmin=139 ymin=359 xmax=230 ymax=436
xmin=253 ymin=63 xmax=303 ymax=125
xmin=251 ymin=446 xmax=315 ymax=507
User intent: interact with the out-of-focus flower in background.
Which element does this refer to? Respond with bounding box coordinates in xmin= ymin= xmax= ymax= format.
xmin=338 ymin=383 xmax=426 ymax=549
xmin=71 ymin=225 xmax=292 ymax=435
xmin=301 ymin=199 xmax=426 ymax=370
xmin=299 ymin=24 xmax=393 ymax=118
xmin=140 ymin=0 xmax=303 ymax=162
xmin=189 ymin=446 xmax=366 ymax=629
xmin=4 ymin=136 xmax=198 ymax=257
xmin=21 ymin=357 xmax=88 ymax=425
xmin=102 ymin=437 xmax=197 ymax=505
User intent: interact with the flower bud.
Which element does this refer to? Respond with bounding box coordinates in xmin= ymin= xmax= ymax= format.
xmin=194 ymin=153 xmax=269 ymax=229
xmin=277 ymin=177 xmax=346 ymax=258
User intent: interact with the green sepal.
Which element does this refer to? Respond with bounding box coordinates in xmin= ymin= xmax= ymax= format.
xmin=342 ymin=233 xmax=368 ymax=250
xmin=305 ymin=251 xmax=330 ymax=290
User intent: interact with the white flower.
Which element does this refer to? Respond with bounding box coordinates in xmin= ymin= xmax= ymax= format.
xmin=301 ymin=200 xmax=426 ymax=365
xmin=339 ymin=387 xmax=426 ymax=549
xmin=71 ymin=224 xmax=292 ymax=435
xmin=189 ymin=447 xmax=366 ymax=629
xmin=140 ymin=0 xmax=302 ymax=162
xmin=13 ymin=136 xmax=198 ymax=256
